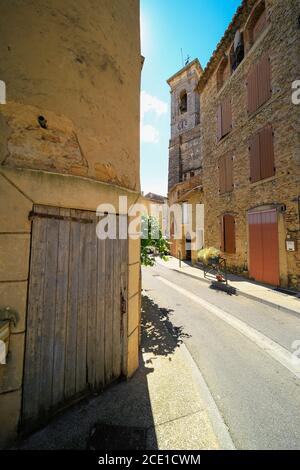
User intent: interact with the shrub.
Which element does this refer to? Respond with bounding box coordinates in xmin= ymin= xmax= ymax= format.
xmin=197 ymin=247 xmax=221 ymax=264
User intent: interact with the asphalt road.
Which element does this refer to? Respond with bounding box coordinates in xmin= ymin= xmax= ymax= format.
xmin=142 ymin=262 xmax=300 ymax=450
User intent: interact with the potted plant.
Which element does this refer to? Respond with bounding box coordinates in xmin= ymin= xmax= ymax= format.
xmin=197 ymin=247 xmax=221 ymax=266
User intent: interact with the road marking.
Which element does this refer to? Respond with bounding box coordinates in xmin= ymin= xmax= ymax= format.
xmin=157 ymin=276 xmax=300 ymax=379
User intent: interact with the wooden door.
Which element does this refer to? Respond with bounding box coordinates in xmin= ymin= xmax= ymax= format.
xmin=248 ymin=209 xmax=279 ymax=286
xmin=22 ymin=205 xmax=128 ymax=430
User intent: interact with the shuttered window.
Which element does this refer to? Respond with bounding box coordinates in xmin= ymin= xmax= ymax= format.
xmin=247 ymin=53 xmax=271 ymax=114
xmin=246 ymin=1 xmax=268 ymax=49
xmin=221 ymin=214 xmax=236 ymax=253
xmin=249 ymin=124 xmax=275 ymax=183
xmin=253 ymin=8 xmax=267 ymax=43
xmin=217 ymin=97 xmax=232 ymax=141
xmin=217 ymin=105 xmax=222 ymax=141
xmin=258 ymin=53 xmax=271 ymax=107
xmin=219 ymin=154 xmax=234 ymax=194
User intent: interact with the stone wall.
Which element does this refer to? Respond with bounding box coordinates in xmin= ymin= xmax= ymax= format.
xmin=0 ymin=0 xmax=140 ymax=191
xmin=0 ymin=0 xmax=141 ymax=447
xmin=200 ymin=0 xmax=300 ymax=289
xmin=168 ymin=60 xmax=202 ymax=191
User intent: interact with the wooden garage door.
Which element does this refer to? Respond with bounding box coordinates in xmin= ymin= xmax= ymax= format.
xmin=22 ymin=205 xmax=128 ymax=430
xmin=248 ymin=209 xmax=279 ymax=286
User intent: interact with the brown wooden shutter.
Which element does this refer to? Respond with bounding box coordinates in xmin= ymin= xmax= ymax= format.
xmin=225 ymin=154 xmax=233 ymax=192
xmin=260 ymin=125 xmax=275 ymax=179
xmin=249 ymin=133 xmax=261 ymax=182
xmin=223 ymin=214 xmax=236 ymax=253
xmin=222 ymin=97 xmax=232 ymax=137
xmin=253 ymin=9 xmax=267 ymax=43
xmin=258 ymin=53 xmax=271 ymax=107
xmin=220 ymin=216 xmax=225 ymax=251
xmin=219 ymin=156 xmax=226 ymax=194
xmin=217 ymin=105 xmax=222 ymax=141
xmin=247 ymin=63 xmax=259 ymax=114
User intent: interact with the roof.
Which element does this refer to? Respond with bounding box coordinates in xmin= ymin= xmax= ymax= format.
xmin=167 ymin=58 xmax=203 ymax=86
xmin=197 ymin=0 xmax=257 ymax=92
xmin=144 ymin=192 xmax=167 ymax=203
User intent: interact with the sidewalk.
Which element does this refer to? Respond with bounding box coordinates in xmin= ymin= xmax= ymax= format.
xmin=13 ymin=292 xmax=233 ymax=450
xmin=157 ymin=257 xmax=300 ymax=315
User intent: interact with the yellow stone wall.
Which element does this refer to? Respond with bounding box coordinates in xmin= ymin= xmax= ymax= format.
xmin=169 ymin=179 xmax=204 ymax=264
xmin=0 ymin=0 xmax=141 ymax=448
xmin=0 ymin=0 xmax=140 ymax=191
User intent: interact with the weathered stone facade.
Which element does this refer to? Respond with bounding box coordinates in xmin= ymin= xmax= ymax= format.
xmin=0 ymin=0 xmax=140 ymax=191
xmin=199 ymin=0 xmax=300 ymax=289
xmin=167 ymin=60 xmax=202 ymax=191
xmin=168 ymin=0 xmax=300 ymax=289
xmin=167 ymin=61 xmax=204 ymax=262
xmin=0 ymin=0 xmax=141 ymax=447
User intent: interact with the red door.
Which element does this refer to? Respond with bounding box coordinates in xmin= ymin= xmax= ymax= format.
xmin=248 ymin=209 xmax=280 ymax=286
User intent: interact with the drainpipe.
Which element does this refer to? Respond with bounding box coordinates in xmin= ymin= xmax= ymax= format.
xmin=298 ymin=196 xmax=300 ymax=231
xmin=178 ymin=250 xmax=182 ymax=268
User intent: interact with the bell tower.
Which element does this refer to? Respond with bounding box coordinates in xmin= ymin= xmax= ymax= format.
xmin=167 ymin=59 xmax=202 ymax=192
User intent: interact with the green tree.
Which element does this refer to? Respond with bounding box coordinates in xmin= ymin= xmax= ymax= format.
xmin=140 ymin=214 xmax=170 ymax=266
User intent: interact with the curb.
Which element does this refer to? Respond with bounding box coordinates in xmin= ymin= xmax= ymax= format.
xmin=172 ymin=268 xmax=300 ymax=317
xmin=179 ymin=343 xmax=235 ymax=450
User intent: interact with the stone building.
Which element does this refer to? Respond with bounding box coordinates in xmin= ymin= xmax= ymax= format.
xmin=0 ymin=0 xmax=141 ymax=447
xmin=167 ymin=60 xmax=204 ymax=262
xmin=168 ymin=0 xmax=300 ymax=289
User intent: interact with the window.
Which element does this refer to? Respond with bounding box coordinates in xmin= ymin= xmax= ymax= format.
xmin=249 ymin=124 xmax=275 ymax=183
xmin=179 ymin=90 xmax=187 ymax=114
xmin=216 ymin=55 xmax=229 ymax=92
xmin=221 ymin=214 xmax=236 ymax=253
xmin=196 ymin=228 xmax=204 ymax=251
xmin=245 ymin=1 xmax=267 ymax=50
xmin=219 ymin=154 xmax=234 ymax=194
xmin=217 ymin=97 xmax=232 ymax=141
xmin=247 ymin=52 xmax=271 ymax=114
xmin=230 ymin=30 xmax=244 ymax=73
xmin=182 ymin=202 xmax=189 ymax=224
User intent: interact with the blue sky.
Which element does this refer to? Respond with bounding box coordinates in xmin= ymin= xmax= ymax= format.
xmin=140 ymin=0 xmax=241 ymax=196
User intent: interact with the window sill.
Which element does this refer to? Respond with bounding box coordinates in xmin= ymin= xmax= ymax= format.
xmin=250 ymin=174 xmax=277 ymax=187
xmin=217 ymin=129 xmax=234 ymax=146
xmin=247 ymin=89 xmax=285 ymax=120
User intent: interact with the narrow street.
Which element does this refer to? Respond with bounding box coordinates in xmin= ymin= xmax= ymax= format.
xmin=142 ymin=262 xmax=300 ymax=450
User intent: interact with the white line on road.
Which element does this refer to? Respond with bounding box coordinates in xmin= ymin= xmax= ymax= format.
xmin=157 ymin=276 xmax=300 ymax=379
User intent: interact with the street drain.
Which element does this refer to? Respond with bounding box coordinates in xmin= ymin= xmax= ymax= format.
xmin=88 ymin=423 xmax=148 ymax=450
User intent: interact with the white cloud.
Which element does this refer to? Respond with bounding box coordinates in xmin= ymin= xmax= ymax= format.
xmin=141 ymin=124 xmax=159 ymax=144
xmin=140 ymin=91 xmax=168 ymax=145
xmin=141 ymin=91 xmax=168 ymax=118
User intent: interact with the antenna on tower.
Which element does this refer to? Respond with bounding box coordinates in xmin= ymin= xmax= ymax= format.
xmin=180 ymin=48 xmax=184 ymax=68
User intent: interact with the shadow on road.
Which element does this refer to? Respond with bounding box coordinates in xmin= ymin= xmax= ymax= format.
xmin=141 ymin=293 xmax=191 ymax=359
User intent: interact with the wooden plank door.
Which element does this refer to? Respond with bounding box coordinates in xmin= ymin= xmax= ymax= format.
xmin=248 ymin=209 xmax=279 ymax=286
xmin=22 ymin=205 xmax=127 ymax=430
